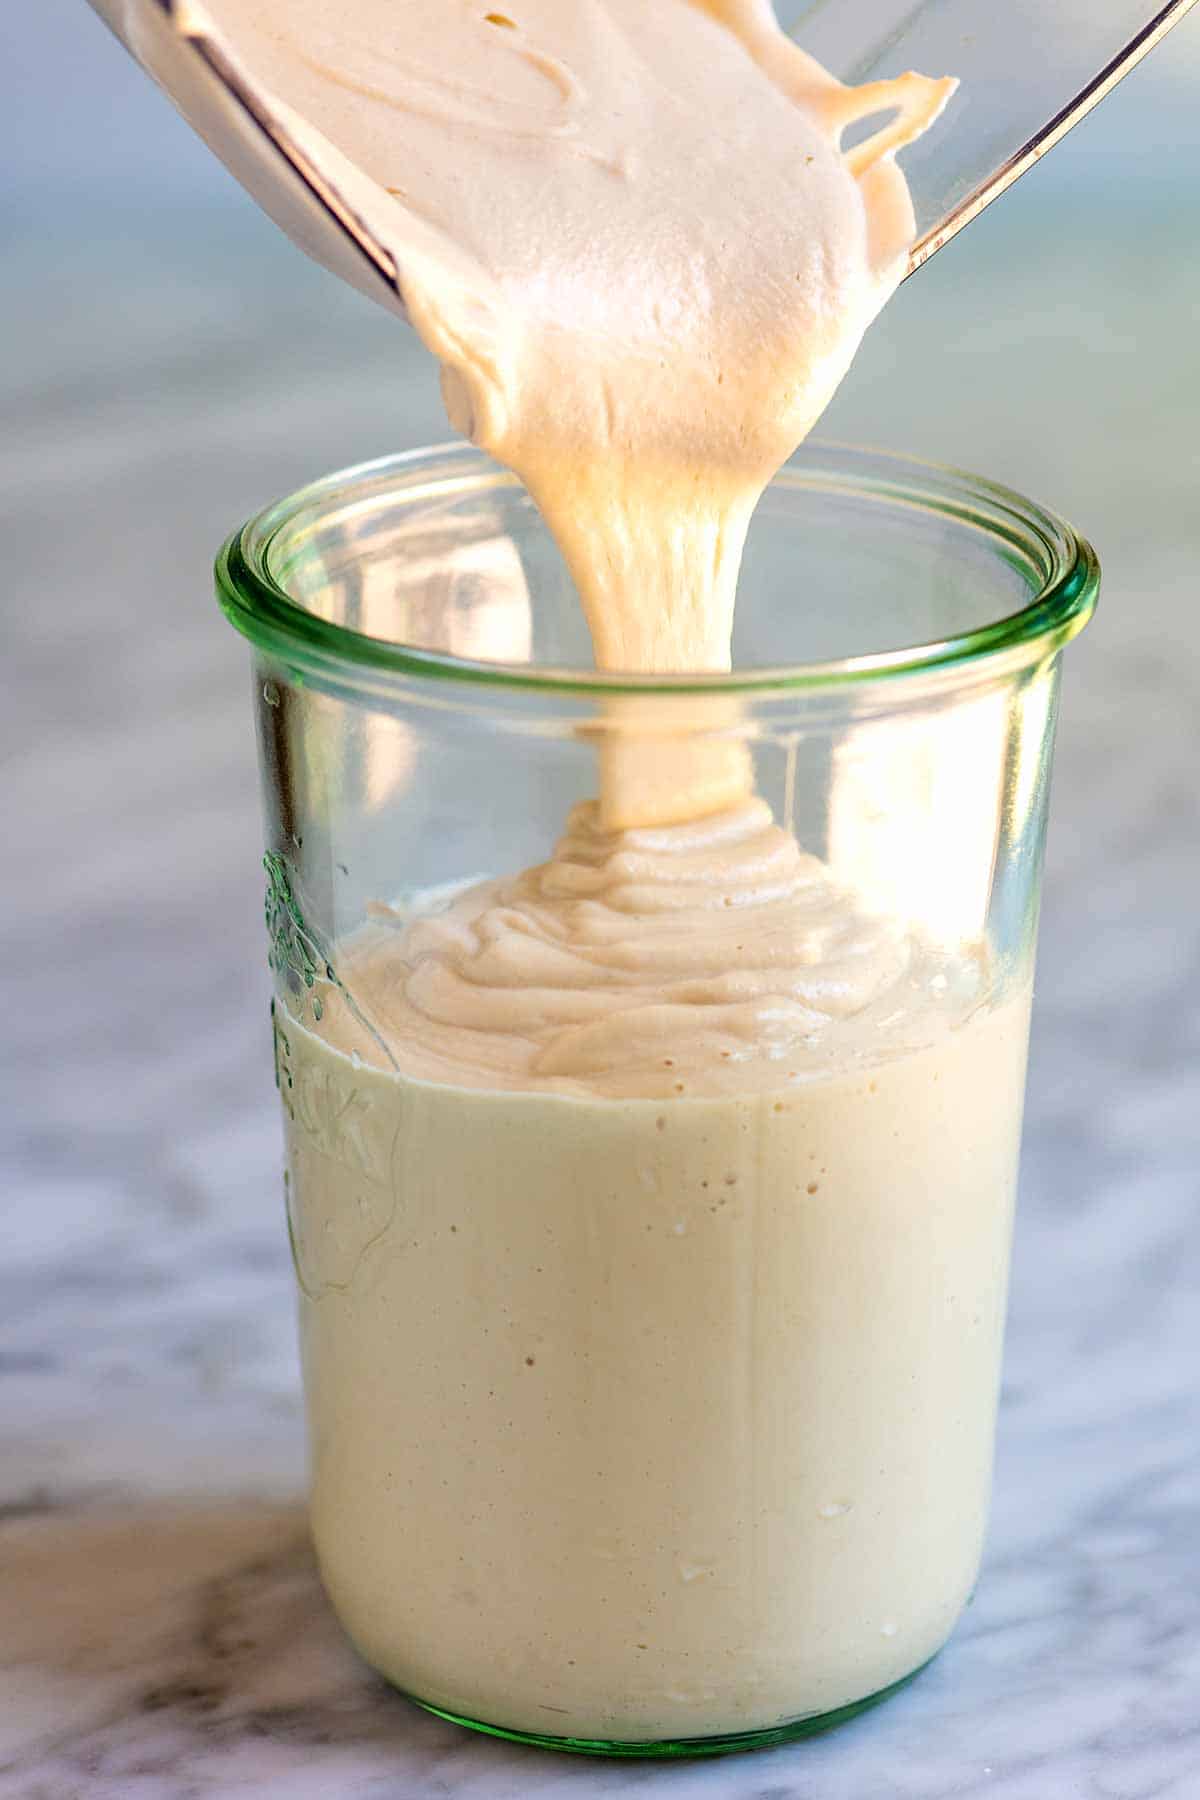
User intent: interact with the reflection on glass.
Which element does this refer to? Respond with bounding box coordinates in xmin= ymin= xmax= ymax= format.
xmin=355 ymin=532 xmax=533 ymax=812
xmin=829 ymin=686 xmax=1007 ymax=943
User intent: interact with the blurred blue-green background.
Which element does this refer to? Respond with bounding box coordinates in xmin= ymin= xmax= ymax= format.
xmin=5 ymin=1 xmax=1199 ymax=530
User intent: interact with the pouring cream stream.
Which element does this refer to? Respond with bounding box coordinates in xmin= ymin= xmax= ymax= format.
xmin=149 ymin=0 xmax=953 ymax=821
xmin=186 ymin=0 xmax=954 ymax=685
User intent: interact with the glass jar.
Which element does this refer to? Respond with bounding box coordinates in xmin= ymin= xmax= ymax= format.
xmin=216 ymin=442 xmax=1096 ymax=1756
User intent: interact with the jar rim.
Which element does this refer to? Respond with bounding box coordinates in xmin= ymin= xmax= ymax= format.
xmin=215 ymin=441 xmax=1098 ymax=697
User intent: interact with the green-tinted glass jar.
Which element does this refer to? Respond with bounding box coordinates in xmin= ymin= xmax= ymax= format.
xmin=217 ymin=442 xmax=1096 ymax=1756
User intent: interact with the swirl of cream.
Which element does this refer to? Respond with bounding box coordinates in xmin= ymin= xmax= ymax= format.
xmin=324 ymin=799 xmax=980 ymax=1099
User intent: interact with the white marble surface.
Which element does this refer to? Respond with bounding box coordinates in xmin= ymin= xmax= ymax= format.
xmin=3 ymin=14 xmax=1200 ymax=1794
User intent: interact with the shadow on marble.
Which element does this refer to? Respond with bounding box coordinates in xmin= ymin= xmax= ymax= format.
xmin=0 ymin=1502 xmax=449 ymax=1798
xmin=0 ymin=1501 xmax=964 ymax=1799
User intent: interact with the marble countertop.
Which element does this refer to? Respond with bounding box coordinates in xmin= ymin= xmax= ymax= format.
xmin=3 ymin=36 xmax=1200 ymax=1795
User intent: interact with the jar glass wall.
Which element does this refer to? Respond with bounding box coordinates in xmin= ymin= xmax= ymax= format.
xmin=217 ymin=443 xmax=1096 ymax=1756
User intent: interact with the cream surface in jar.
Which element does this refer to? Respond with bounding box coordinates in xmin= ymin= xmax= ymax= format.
xmin=275 ymin=798 xmax=1028 ymax=1739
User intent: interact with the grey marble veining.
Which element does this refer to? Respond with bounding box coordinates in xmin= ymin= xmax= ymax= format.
xmin=3 ymin=22 xmax=1200 ymax=1794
